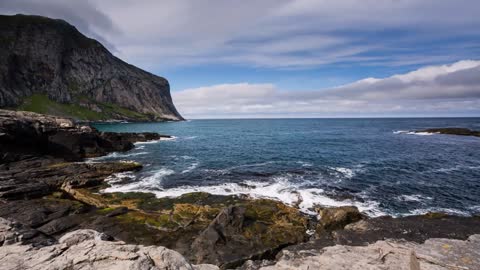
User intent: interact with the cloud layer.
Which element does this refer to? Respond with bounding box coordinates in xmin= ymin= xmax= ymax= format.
xmin=173 ymin=60 xmax=480 ymax=118
xmin=2 ymin=0 xmax=479 ymax=69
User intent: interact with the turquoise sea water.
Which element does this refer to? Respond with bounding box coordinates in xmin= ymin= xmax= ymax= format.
xmin=93 ymin=118 xmax=480 ymax=217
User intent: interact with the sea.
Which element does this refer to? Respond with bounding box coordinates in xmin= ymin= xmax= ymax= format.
xmin=92 ymin=118 xmax=480 ymax=217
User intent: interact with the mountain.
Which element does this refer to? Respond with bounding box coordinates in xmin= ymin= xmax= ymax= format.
xmin=0 ymin=14 xmax=183 ymax=121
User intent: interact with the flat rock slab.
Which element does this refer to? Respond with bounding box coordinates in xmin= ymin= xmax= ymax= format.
xmin=254 ymin=234 xmax=480 ymax=270
xmin=0 ymin=228 xmax=218 ymax=270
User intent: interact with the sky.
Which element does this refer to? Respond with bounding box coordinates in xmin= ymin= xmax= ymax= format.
xmin=1 ymin=0 xmax=480 ymax=118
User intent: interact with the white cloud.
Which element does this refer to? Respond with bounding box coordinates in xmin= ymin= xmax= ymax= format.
xmin=2 ymin=0 xmax=479 ymax=69
xmin=173 ymin=60 xmax=480 ymax=118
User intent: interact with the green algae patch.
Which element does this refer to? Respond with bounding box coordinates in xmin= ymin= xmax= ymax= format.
xmin=242 ymin=199 xmax=309 ymax=246
xmin=17 ymin=94 xmax=154 ymax=121
xmin=96 ymin=207 xmax=115 ymax=214
xmin=19 ymin=94 xmax=106 ymax=120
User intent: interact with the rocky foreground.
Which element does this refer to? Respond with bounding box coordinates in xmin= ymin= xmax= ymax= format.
xmin=1 ymin=110 xmax=480 ymax=269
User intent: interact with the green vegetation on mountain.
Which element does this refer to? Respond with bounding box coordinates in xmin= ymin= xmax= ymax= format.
xmin=18 ymin=94 xmax=151 ymax=121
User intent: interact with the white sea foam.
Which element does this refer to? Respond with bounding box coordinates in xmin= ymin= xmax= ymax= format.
xmin=104 ymin=171 xmax=136 ymax=184
xmin=182 ymin=162 xmax=199 ymax=174
xmin=433 ymin=165 xmax=480 ymax=173
xmin=86 ymin=151 xmax=149 ymax=162
xmin=103 ymin=173 xmax=386 ymax=217
xmin=409 ymin=207 xmax=470 ymax=216
xmin=469 ymin=205 xmax=480 ymax=212
xmin=296 ymin=161 xmax=313 ymax=167
xmin=134 ymin=136 xmax=177 ymax=145
xmin=330 ymin=167 xmax=355 ymax=179
xmin=396 ymin=194 xmax=432 ymax=202
xmin=393 ymin=130 xmax=436 ymax=136
xmin=104 ymin=168 xmax=174 ymax=192
xmin=412 ymin=132 xmax=436 ymax=136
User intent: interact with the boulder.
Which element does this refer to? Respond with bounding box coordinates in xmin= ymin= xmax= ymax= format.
xmin=191 ymin=200 xmax=309 ymax=268
xmin=315 ymin=206 xmax=363 ymax=232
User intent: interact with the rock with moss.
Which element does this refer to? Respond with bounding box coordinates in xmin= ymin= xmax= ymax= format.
xmin=57 ymin=186 xmax=309 ymax=268
xmin=315 ymin=206 xmax=363 ymax=233
xmin=191 ymin=200 xmax=309 ymax=268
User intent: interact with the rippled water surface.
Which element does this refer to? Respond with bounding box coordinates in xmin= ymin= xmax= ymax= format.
xmin=93 ymin=118 xmax=480 ymax=216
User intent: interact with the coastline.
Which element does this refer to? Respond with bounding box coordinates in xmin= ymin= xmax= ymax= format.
xmin=1 ymin=110 xmax=479 ymax=269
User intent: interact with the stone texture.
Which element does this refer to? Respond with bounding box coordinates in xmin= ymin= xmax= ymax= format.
xmin=0 ymin=14 xmax=183 ymax=121
xmin=315 ymin=206 xmax=363 ymax=232
xmin=0 ymin=226 xmax=218 ymax=270
xmin=253 ymin=235 xmax=480 ymax=270
xmin=0 ymin=109 xmax=166 ymax=163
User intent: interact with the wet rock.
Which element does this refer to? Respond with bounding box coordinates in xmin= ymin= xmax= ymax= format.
xmin=62 ymin=189 xmax=309 ymax=268
xmin=0 ymin=159 xmax=142 ymax=200
xmin=276 ymin=213 xmax=480 ymax=266
xmin=335 ymin=214 xmax=480 ymax=245
xmin=419 ymin=127 xmax=480 ymax=137
xmin=36 ymin=215 xmax=83 ymax=236
xmin=101 ymin=131 xmax=170 ymax=145
xmin=105 ymin=207 xmax=129 ymax=217
xmin=315 ymin=206 xmax=363 ymax=232
xmin=191 ymin=200 xmax=309 ymax=268
xmin=0 ymin=109 xmax=167 ymax=163
xmin=0 ymin=217 xmax=55 ymax=247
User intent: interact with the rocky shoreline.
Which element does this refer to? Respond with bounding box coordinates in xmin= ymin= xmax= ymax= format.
xmin=1 ymin=110 xmax=480 ymax=269
xmin=417 ymin=127 xmax=480 ymax=137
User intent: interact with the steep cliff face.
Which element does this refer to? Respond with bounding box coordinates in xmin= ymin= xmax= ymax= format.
xmin=0 ymin=14 xmax=183 ymax=121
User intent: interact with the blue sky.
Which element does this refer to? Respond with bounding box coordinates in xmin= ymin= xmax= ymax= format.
xmin=1 ymin=0 xmax=480 ymax=118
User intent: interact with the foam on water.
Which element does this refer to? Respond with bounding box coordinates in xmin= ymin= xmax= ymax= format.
xmin=104 ymin=168 xmax=174 ymax=192
xmin=296 ymin=161 xmax=313 ymax=167
xmin=134 ymin=136 xmax=177 ymax=145
xmin=409 ymin=207 xmax=471 ymax=216
xmin=329 ymin=167 xmax=356 ymax=179
xmin=469 ymin=205 xmax=480 ymax=213
xmin=396 ymin=194 xmax=433 ymax=202
xmin=433 ymin=165 xmax=480 ymax=173
xmin=393 ymin=130 xmax=436 ymax=136
xmin=94 ymin=118 xmax=480 ymax=218
xmin=182 ymin=162 xmax=199 ymax=174
xmin=103 ymin=172 xmax=386 ymax=216
xmin=87 ymin=151 xmax=149 ymax=162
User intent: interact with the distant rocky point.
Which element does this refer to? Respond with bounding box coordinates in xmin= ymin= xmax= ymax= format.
xmin=0 ymin=14 xmax=183 ymax=121
xmin=419 ymin=128 xmax=480 ymax=137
